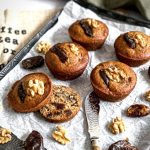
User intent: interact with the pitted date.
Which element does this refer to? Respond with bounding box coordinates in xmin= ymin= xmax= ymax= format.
xmin=24 ymin=130 xmax=46 ymax=150
xmin=127 ymin=104 xmax=150 ymax=117
xmin=80 ymin=20 xmax=93 ymax=37
xmin=18 ymin=83 xmax=26 ymax=103
xmin=22 ymin=56 xmax=44 ymax=69
xmin=108 ymin=140 xmax=138 ymax=150
xmin=124 ymin=33 xmax=136 ymax=49
xmin=51 ymin=45 xmax=68 ymax=63
xmin=99 ymin=70 xmax=109 ymax=86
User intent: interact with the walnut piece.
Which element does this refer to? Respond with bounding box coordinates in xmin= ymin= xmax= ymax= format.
xmin=0 ymin=128 xmax=12 ymax=144
xmin=69 ymin=44 xmax=79 ymax=56
xmin=104 ymin=66 xmax=126 ymax=83
xmin=36 ymin=41 xmax=51 ymax=54
xmin=27 ymin=79 xmax=45 ymax=97
xmin=86 ymin=19 xmax=99 ymax=28
xmin=145 ymin=90 xmax=150 ymax=101
xmin=108 ymin=117 xmax=125 ymax=134
xmin=52 ymin=126 xmax=71 ymax=145
xmin=135 ymin=34 xmax=147 ymax=48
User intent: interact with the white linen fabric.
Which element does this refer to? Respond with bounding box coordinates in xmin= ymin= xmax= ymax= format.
xmin=0 ymin=9 xmax=57 ymax=68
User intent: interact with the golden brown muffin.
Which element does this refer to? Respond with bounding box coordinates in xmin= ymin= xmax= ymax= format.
xmin=68 ymin=18 xmax=109 ymax=51
xmin=40 ymin=85 xmax=82 ymax=123
xmin=45 ymin=42 xmax=89 ymax=80
xmin=8 ymin=72 xmax=52 ymax=112
xmin=90 ymin=61 xmax=137 ymax=102
xmin=114 ymin=31 xmax=150 ymax=67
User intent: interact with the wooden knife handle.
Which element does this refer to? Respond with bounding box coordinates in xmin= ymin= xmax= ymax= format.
xmin=91 ymin=139 xmax=101 ymax=150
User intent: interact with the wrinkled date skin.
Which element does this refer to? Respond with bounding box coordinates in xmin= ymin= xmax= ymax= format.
xmin=124 ymin=33 xmax=136 ymax=49
xmin=80 ymin=20 xmax=93 ymax=37
xmin=127 ymin=104 xmax=150 ymax=117
xmin=108 ymin=140 xmax=138 ymax=150
xmin=22 ymin=56 xmax=44 ymax=69
xmin=18 ymin=83 xmax=26 ymax=103
xmin=99 ymin=70 xmax=109 ymax=86
xmin=51 ymin=45 xmax=68 ymax=63
xmin=24 ymin=130 xmax=47 ymax=150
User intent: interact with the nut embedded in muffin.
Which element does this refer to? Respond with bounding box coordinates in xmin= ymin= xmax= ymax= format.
xmin=68 ymin=18 xmax=109 ymax=51
xmin=90 ymin=61 xmax=137 ymax=102
xmin=45 ymin=42 xmax=89 ymax=80
xmin=7 ymin=72 xmax=52 ymax=112
xmin=114 ymin=31 xmax=150 ymax=67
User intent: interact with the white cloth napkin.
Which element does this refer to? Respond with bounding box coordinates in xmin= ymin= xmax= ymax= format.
xmin=0 ymin=9 xmax=57 ymax=68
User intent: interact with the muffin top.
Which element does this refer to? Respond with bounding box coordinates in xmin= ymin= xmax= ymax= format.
xmin=114 ymin=31 xmax=150 ymax=60
xmin=68 ymin=18 xmax=109 ymax=43
xmin=90 ymin=61 xmax=137 ymax=95
xmin=8 ymin=72 xmax=52 ymax=112
xmin=45 ymin=42 xmax=89 ymax=73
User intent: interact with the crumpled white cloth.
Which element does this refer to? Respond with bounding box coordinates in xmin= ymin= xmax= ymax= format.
xmin=0 ymin=1 xmax=150 ymax=150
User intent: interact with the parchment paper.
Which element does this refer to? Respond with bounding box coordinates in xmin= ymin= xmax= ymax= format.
xmin=0 ymin=1 xmax=150 ymax=149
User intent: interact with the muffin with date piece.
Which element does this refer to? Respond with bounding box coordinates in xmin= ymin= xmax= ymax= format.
xmin=45 ymin=42 xmax=89 ymax=80
xmin=68 ymin=18 xmax=109 ymax=50
xmin=40 ymin=85 xmax=82 ymax=123
xmin=8 ymin=72 xmax=52 ymax=112
xmin=90 ymin=61 xmax=137 ymax=102
xmin=114 ymin=31 xmax=150 ymax=67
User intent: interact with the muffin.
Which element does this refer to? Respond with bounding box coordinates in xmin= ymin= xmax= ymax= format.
xmin=114 ymin=31 xmax=150 ymax=67
xmin=40 ymin=85 xmax=82 ymax=123
xmin=8 ymin=72 xmax=52 ymax=112
xmin=68 ymin=18 xmax=109 ymax=51
xmin=45 ymin=42 xmax=89 ymax=80
xmin=90 ymin=61 xmax=137 ymax=102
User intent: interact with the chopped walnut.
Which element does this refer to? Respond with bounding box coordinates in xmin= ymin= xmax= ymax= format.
xmin=86 ymin=19 xmax=99 ymax=28
xmin=0 ymin=128 xmax=12 ymax=144
xmin=145 ymin=90 xmax=150 ymax=101
xmin=36 ymin=41 xmax=51 ymax=54
xmin=134 ymin=34 xmax=147 ymax=48
xmin=108 ymin=117 xmax=125 ymax=134
xmin=27 ymin=79 xmax=45 ymax=97
xmin=104 ymin=66 xmax=126 ymax=83
xmin=52 ymin=126 xmax=71 ymax=145
xmin=69 ymin=44 xmax=79 ymax=56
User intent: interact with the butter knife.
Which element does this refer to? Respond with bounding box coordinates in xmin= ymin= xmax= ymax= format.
xmin=84 ymin=91 xmax=101 ymax=150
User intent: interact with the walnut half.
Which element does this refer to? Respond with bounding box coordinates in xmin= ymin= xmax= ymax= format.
xmin=27 ymin=79 xmax=45 ymax=97
xmin=0 ymin=128 xmax=12 ymax=144
xmin=145 ymin=90 xmax=150 ymax=102
xmin=52 ymin=126 xmax=71 ymax=145
xmin=108 ymin=117 xmax=125 ymax=134
xmin=36 ymin=41 xmax=51 ymax=54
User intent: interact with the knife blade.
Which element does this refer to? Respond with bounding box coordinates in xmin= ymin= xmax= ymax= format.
xmin=84 ymin=91 xmax=101 ymax=150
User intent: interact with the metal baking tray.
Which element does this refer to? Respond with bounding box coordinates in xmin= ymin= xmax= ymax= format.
xmin=0 ymin=0 xmax=149 ymax=80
